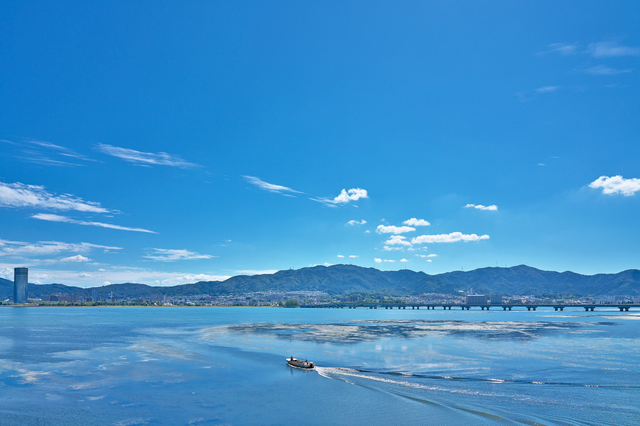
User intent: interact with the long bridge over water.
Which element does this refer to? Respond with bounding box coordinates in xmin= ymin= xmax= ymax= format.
xmin=302 ymin=303 xmax=640 ymax=312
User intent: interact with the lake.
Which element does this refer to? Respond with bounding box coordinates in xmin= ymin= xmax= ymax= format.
xmin=1 ymin=307 xmax=639 ymax=425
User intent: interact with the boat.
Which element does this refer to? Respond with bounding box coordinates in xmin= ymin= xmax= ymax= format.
xmin=286 ymin=356 xmax=315 ymax=369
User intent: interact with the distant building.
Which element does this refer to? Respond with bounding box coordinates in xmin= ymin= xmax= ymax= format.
xmin=13 ymin=267 xmax=28 ymax=304
xmin=490 ymin=294 xmax=502 ymax=305
xmin=91 ymin=290 xmax=98 ymax=302
xmin=466 ymin=294 xmax=487 ymax=305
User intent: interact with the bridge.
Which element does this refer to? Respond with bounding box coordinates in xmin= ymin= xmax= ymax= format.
xmin=302 ymin=303 xmax=640 ymax=312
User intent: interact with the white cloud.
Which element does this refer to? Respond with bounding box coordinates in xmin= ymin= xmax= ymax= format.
xmin=349 ymin=255 xmax=358 ymax=258
xmin=337 ymin=254 xmax=345 ymax=258
xmin=383 ymin=246 xmax=404 ymax=251
xmin=144 ymin=248 xmax=214 ymax=262
xmin=427 ymin=259 xmax=432 ymax=262
xmin=243 ymin=176 xmax=302 ymax=196
xmin=95 ymin=143 xmax=199 ymax=168
xmin=400 ymin=258 xmax=408 ymax=262
xmin=464 ymin=204 xmax=498 ymax=211
xmin=376 ymin=225 xmax=415 ymax=234
xmin=383 ymin=259 xmax=395 ymax=263
xmin=427 ymin=254 xmax=437 ymax=257
xmin=374 ymin=258 xmax=382 ymax=263
xmin=364 ymin=230 xmax=370 ymax=234
xmin=415 ymin=254 xmax=426 ymax=258
xmin=32 ymin=213 xmax=156 ymax=234
xmin=588 ymin=41 xmax=640 ymax=58
xmin=236 ymin=270 xmax=278 ymax=275
xmin=411 ymin=232 xmax=490 ymax=244
xmin=60 ymin=255 xmax=90 ymax=262
xmin=589 ymin=175 xmax=640 ymax=196
xmin=0 ymin=262 xmax=230 ymax=286
xmin=384 ymin=235 xmax=412 ymax=246
xmin=536 ymin=86 xmax=559 ymax=94
xmin=583 ymin=65 xmax=631 ymax=75
xmin=0 ymin=181 xmax=109 ymax=213
xmin=403 ymin=218 xmax=430 ymax=227
xmin=311 ymin=188 xmax=368 ymax=207
xmin=347 ymin=219 xmax=367 ymax=225
xmin=0 ymin=238 xmax=26 ymax=246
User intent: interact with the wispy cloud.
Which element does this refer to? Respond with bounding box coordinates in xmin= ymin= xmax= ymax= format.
xmin=243 ymin=176 xmax=302 ymax=196
xmin=538 ymin=42 xmax=580 ymax=56
xmin=427 ymin=254 xmax=437 ymax=257
xmin=536 ymin=86 xmax=559 ymax=94
xmin=2 ymin=139 xmax=97 ymax=167
xmin=587 ymin=41 xmax=640 ymax=58
xmin=517 ymin=86 xmax=560 ymax=102
xmin=403 ymin=218 xmax=430 ymax=226
xmin=400 ymin=258 xmax=409 ymax=262
xmin=32 ymin=213 xmax=157 ymax=234
xmin=384 ymin=235 xmax=411 ymax=246
xmin=311 ymin=188 xmax=368 ymax=207
xmin=589 ymin=175 xmax=640 ymax=196
xmin=337 ymin=254 xmax=345 ymax=258
xmin=28 ymin=140 xmax=95 ymax=161
xmin=374 ymin=258 xmax=382 ymax=263
xmin=96 ymin=143 xmax=199 ymax=168
xmin=0 ymin=240 xmax=121 ymax=258
xmin=347 ymin=219 xmax=367 ymax=225
xmin=465 ymin=204 xmax=498 ymax=211
xmin=144 ymin=248 xmax=214 ymax=262
xmin=376 ymin=225 xmax=415 ymax=234
xmin=582 ymin=65 xmax=632 ymax=76
xmin=411 ymin=232 xmax=490 ymax=244
xmin=540 ymin=40 xmax=640 ymax=58
xmin=349 ymin=255 xmax=358 ymax=258
xmin=0 ymin=181 xmax=110 ymax=213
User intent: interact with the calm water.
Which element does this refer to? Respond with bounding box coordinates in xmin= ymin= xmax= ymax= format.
xmin=0 ymin=307 xmax=639 ymax=425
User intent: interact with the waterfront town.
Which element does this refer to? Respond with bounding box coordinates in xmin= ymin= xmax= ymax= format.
xmin=4 ymin=290 xmax=639 ymax=307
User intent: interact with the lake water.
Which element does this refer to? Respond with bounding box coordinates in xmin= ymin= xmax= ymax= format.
xmin=0 ymin=307 xmax=639 ymax=425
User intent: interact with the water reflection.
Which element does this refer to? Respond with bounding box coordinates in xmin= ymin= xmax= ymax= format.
xmin=216 ymin=319 xmax=588 ymax=344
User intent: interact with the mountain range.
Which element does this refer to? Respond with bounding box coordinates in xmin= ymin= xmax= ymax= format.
xmin=2 ymin=264 xmax=640 ymax=301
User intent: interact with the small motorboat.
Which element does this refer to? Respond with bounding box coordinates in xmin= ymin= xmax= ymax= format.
xmin=286 ymin=356 xmax=315 ymax=369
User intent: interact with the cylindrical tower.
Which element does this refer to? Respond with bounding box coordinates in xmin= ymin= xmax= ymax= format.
xmin=14 ymin=267 xmax=28 ymax=304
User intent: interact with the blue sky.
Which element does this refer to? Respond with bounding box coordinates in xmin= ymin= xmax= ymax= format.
xmin=1 ymin=1 xmax=639 ymax=287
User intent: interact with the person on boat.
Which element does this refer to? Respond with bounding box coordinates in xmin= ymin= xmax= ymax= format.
xmin=290 ymin=356 xmax=294 ymax=361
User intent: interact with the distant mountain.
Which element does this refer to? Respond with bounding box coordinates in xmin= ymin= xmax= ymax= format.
xmin=2 ymin=264 xmax=640 ymax=300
